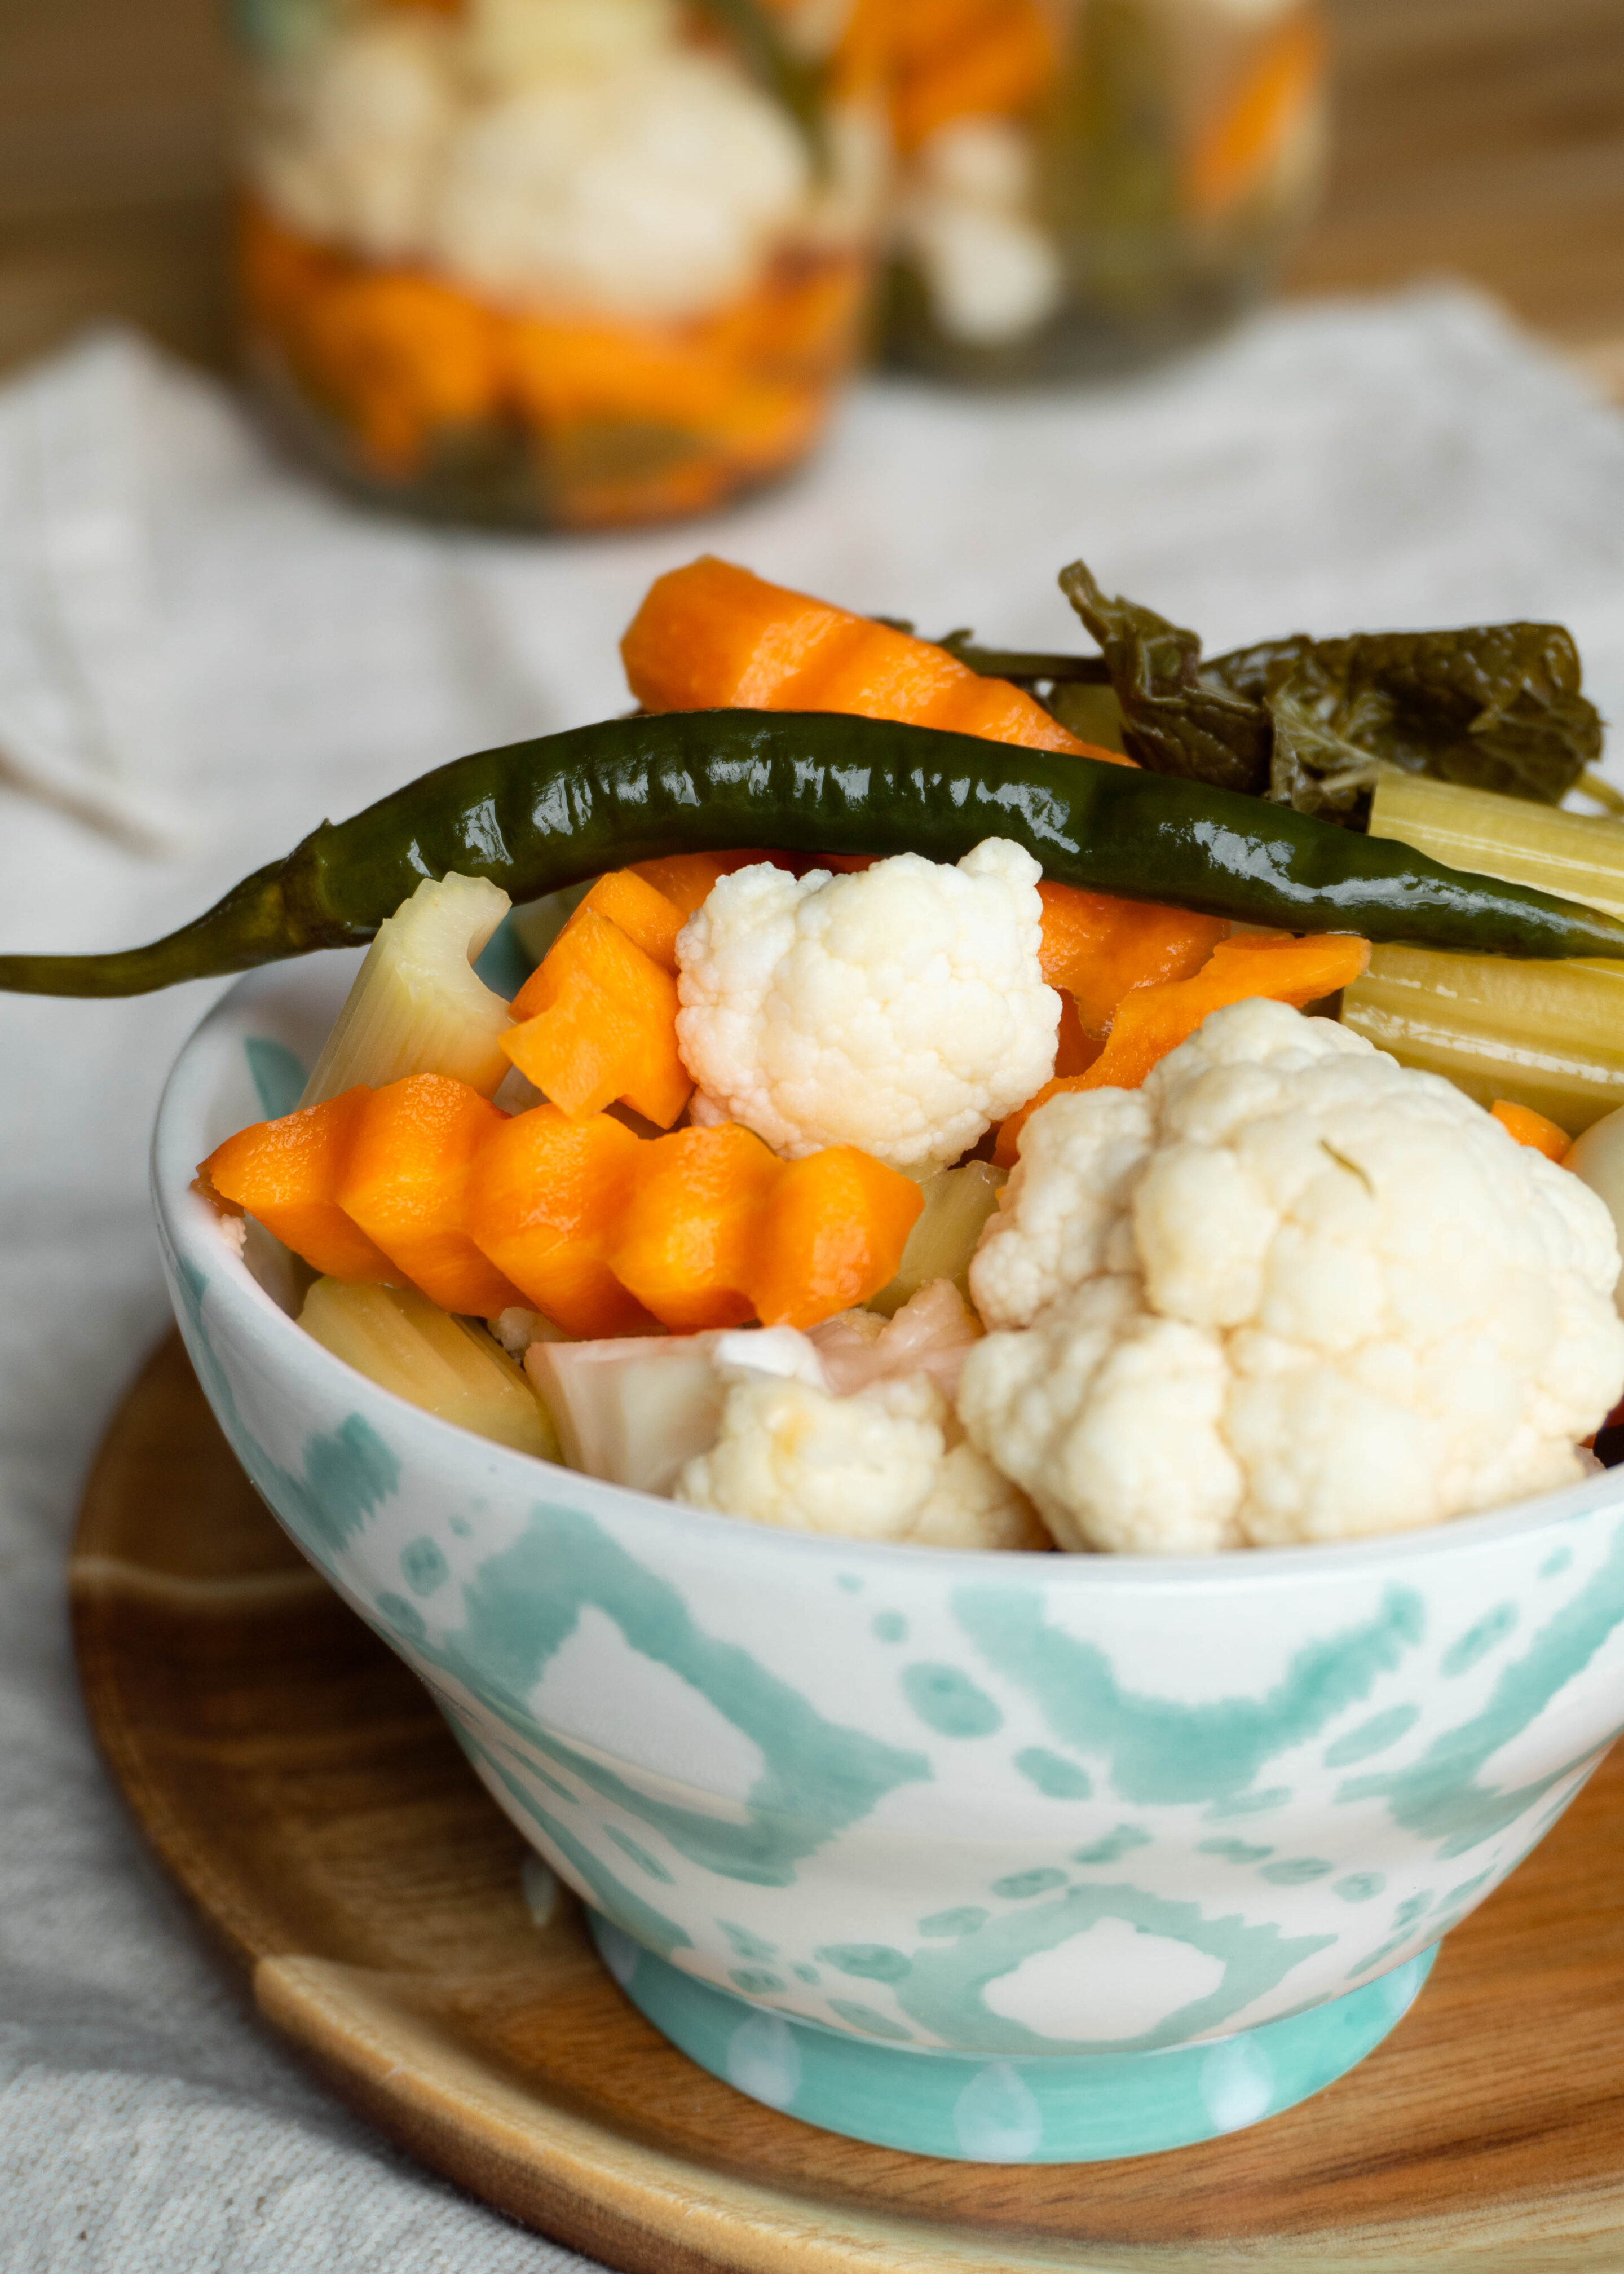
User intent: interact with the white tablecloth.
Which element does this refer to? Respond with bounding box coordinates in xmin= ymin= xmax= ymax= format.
xmin=5 ymin=287 xmax=1624 ymax=2272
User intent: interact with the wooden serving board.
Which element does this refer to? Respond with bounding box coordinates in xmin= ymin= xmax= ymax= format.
xmin=70 ymin=1335 xmax=1624 ymax=2272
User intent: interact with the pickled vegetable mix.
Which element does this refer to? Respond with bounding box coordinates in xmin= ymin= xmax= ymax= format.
xmin=233 ymin=0 xmax=887 ymax=526
xmin=885 ymin=0 xmax=1327 ymax=380
xmin=23 ymin=549 xmax=1624 ymax=1554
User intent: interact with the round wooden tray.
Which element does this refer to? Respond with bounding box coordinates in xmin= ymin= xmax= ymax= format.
xmin=70 ymin=1335 xmax=1624 ymax=2271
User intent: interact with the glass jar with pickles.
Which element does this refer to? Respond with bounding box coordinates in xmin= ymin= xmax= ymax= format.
xmin=232 ymin=0 xmax=888 ymax=527
xmin=884 ymin=0 xmax=1327 ymax=382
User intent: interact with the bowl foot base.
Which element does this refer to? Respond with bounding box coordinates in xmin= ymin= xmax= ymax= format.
xmin=588 ymin=1914 xmax=1435 ymax=2163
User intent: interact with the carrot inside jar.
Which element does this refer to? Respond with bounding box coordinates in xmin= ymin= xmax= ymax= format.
xmin=232 ymin=0 xmax=888 ymax=529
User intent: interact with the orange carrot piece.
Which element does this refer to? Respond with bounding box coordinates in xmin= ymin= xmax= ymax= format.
xmin=629 ymin=848 xmax=789 ymax=916
xmin=890 ymin=0 xmax=1056 ymax=151
xmin=504 ymin=909 xmax=691 ymax=1129
xmin=466 ymin=1105 xmax=659 ymax=1338
xmin=700 ymin=256 xmax=870 ymax=382
xmin=295 ymin=270 xmax=502 ymax=476
xmin=621 ymin=556 xmax=1128 ymax=762
xmin=200 ymin=1086 xmax=396 ymax=1283
xmin=505 ymin=315 xmax=739 ymax=430
xmin=339 ymin=1074 xmax=525 ymax=1315
xmin=1039 ymin=880 xmax=1230 ymax=1037
xmin=570 ymin=869 xmax=688 ymax=973
xmin=750 ymin=1148 xmax=925 ymax=1330
xmin=1187 ymin=11 xmax=1326 ymax=222
xmin=712 ymin=384 xmax=829 ymax=479
xmin=238 ymin=198 xmax=336 ymax=334
xmin=1053 ymin=992 xmax=1103 ymax=1081
xmin=996 ymin=933 xmax=1373 ymax=1163
xmin=1492 ymin=1100 xmax=1572 ymax=1164
xmin=609 ymin=1125 xmax=784 ymax=1333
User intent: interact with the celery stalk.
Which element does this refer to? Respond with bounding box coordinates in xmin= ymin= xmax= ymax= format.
xmin=871 ymin=1160 xmax=1006 ymax=1317
xmin=299 ymin=1277 xmax=560 ymax=1460
xmin=1344 ymin=774 xmax=1624 ymax=1134
xmin=1367 ymin=773 xmax=1624 ymax=920
xmin=302 ymin=873 xmax=514 ymax=1106
xmin=1340 ymin=948 xmax=1624 ymax=1132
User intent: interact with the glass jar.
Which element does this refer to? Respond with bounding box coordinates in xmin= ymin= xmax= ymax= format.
xmin=231 ymin=0 xmax=888 ymax=527
xmin=883 ymin=0 xmax=1327 ymax=382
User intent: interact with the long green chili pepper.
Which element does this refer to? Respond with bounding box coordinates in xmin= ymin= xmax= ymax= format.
xmin=5 ymin=711 xmax=1624 ymax=999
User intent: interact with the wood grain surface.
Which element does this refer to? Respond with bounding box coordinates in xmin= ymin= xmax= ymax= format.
xmin=68 ymin=1332 xmax=1624 ymax=2272
xmin=3 ymin=0 xmax=1623 ymax=382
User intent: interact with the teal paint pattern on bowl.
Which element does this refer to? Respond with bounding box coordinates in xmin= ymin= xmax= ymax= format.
xmin=587 ymin=1912 xmax=1437 ymax=2161
xmin=149 ymin=962 xmax=1624 ymax=2160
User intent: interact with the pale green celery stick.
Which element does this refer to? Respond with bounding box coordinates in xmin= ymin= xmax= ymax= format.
xmin=1367 ymin=772 xmax=1624 ymax=921
xmin=1345 ymin=774 xmax=1624 ymax=1134
xmin=299 ymin=1277 xmax=560 ymax=1461
xmin=302 ymin=873 xmax=514 ymax=1107
xmin=870 ymin=1160 xmax=1006 ymax=1317
xmin=1341 ymin=948 xmax=1624 ymax=1134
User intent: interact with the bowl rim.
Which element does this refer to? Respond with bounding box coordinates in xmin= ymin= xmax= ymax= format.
xmin=151 ymin=960 xmax=1624 ymax=1594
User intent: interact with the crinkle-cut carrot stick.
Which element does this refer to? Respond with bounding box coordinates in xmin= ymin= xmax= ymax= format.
xmin=621 ymin=556 xmax=1126 ymax=762
xmin=1186 ymin=11 xmax=1326 ymax=221
xmin=891 ymin=0 xmax=1057 ymax=152
xmin=200 ymin=1085 xmax=396 ymax=1283
xmin=1492 ymin=1100 xmax=1572 ymax=1164
xmin=996 ymin=932 xmax=1372 ymax=1163
xmin=339 ymin=1074 xmax=525 ymax=1314
xmin=466 ymin=1105 xmax=659 ymax=1338
xmin=568 ymin=870 xmax=689 ymax=973
xmin=503 ymin=908 xmax=691 ymax=1129
xmin=1039 ymin=880 xmax=1230 ymax=1037
xmin=610 ymin=1125 xmax=785 ymax=1333
xmin=749 ymin=1148 xmax=925 ymax=1330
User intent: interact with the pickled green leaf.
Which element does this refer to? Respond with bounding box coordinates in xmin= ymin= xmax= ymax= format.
xmin=1262 ymin=625 xmax=1604 ymax=822
xmin=1055 ymin=559 xmax=1605 ymax=824
xmin=1058 ymin=559 xmax=1273 ymax=794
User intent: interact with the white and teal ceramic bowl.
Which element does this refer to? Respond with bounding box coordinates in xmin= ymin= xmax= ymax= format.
xmin=153 ymin=959 xmax=1624 ymax=2163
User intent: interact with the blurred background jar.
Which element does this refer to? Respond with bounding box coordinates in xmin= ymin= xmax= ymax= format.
xmin=231 ymin=0 xmax=888 ymax=528
xmin=884 ymin=0 xmax=1327 ymax=382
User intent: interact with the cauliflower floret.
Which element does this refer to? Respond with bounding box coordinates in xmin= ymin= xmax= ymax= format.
xmin=429 ymin=50 xmax=809 ymax=321
xmin=677 ymin=1369 xmax=1046 ymax=1549
xmin=676 ymin=840 xmax=1058 ymax=1176
xmin=898 ymin=200 xmax=1063 ymax=347
xmin=969 ymin=1085 xmax=1154 ymax=1330
xmin=464 ymin=0 xmax=680 ymax=89
xmin=896 ymin=117 xmax=1062 ymax=346
xmin=249 ymin=16 xmax=458 ymax=262
xmin=960 ymin=998 xmax=1624 ymax=1552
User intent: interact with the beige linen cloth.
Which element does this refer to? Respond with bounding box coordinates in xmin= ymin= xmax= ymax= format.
xmin=4 ymin=287 xmax=1624 ymax=2272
